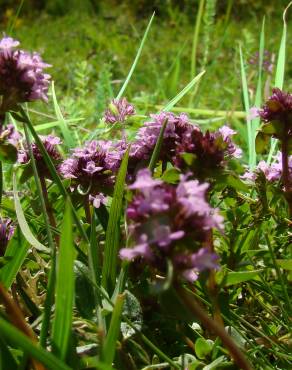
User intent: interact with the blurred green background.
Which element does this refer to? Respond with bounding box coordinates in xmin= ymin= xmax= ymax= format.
xmin=0 ymin=0 xmax=291 ymax=126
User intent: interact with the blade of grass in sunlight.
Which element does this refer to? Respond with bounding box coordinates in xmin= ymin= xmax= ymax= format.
xmin=34 ymin=118 xmax=84 ymax=132
xmin=251 ymin=17 xmax=265 ymax=168
xmin=101 ymin=294 xmax=124 ymax=365
xmin=239 ymin=45 xmax=254 ymax=169
xmin=101 ymin=148 xmax=129 ymax=293
xmin=163 ymin=70 xmax=205 ymax=112
xmin=116 ymin=12 xmax=155 ymax=99
xmin=190 ymin=0 xmax=205 ymax=79
xmin=51 ymin=200 xmax=75 ymax=361
xmin=13 ymin=172 xmax=50 ymax=253
xmin=267 ymin=1 xmax=292 ymax=164
xmin=0 ymin=317 xmax=71 ymax=370
xmin=51 ymin=81 xmax=76 ymax=148
xmin=148 ymin=119 xmax=168 ymax=173
xmin=0 ymin=230 xmax=29 ymax=288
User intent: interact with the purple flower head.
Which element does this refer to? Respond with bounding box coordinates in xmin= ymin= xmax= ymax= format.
xmin=120 ymin=169 xmax=222 ymax=281
xmin=0 ymin=36 xmax=51 ymax=112
xmin=174 ymin=125 xmax=241 ymax=179
xmin=128 ymin=112 xmax=197 ymax=177
xmin=259 ymin=88 xmax=292 ymax=137
xmin=60 ymin=140 xmax=124 ymax=196
xmin=18 ymin=135 xmax=62 ymax=178
xmin=0 ymin=124 xmax=21 ymax=146
xmin=242 ymin=152 xmax=289 ymax=183
xmin=104 ymin=98 xmax=135 ymax=124
xmin=0 ymin=217 xmax=15 ymax=256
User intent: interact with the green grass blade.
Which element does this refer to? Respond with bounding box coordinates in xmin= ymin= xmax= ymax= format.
xmin=163 ymin=70 xmax=205 ymax=112
xmin=34 ymin=118 xmax=84 ymax=132
xmin=148 ymin=119 xmax=168 ymax=173
xmin=0 ymin=337 xmax=18 ymax=370
xmin=88 ymin=211 xmax=100 ymax=305
xmin=0 ymin=317 xmax=71 ymax=370
xmin=51 ymin=81 xmax=75 ymax=148
xmin=101 ymin=148 xmax=129 ymax=293
xmin=239 ymin=45 xmax=253 ymax=169
xmin=101 ymin=294 xmax=124 ymax=365
xmin=0 ymin=231 xmax=29 ymax=288
xmin=13 ymin=172 xmax=50 ymax=253
xmin=51 ymin=200 xmax=75 ymax=361
xmin=267 ymin=2 xmax=292 ymax=164
xmin=116 ymin=12 xmax=155 ymax=99
xmin=190 ymin=0 xmax=205 ymax=79
xmin=250 ymin=17 xmax=265 ymax=168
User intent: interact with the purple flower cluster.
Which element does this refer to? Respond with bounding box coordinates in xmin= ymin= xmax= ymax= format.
xmin=18 ymin=135 xmax=62 ymax=178
xmin=0 ymin=36 xmax=51 ymax=112
xmin=259 ymin=88 xmax=292 ymax=130
xmin=120 ymin=169 xmax=223 ymax=282
xmin=104 ymin=98 xmax=135 ymax=124
xmin=0 ymin=124 xmax=21 ymax=146
xmin=174 ymin=125 xmax=241 ymax=179
xmin=59 ymin=140 xmax=123 ymax=196
xmin=243 ymin=152 xmax=290 ymax=183
xmin=130 ymin=112 xmax=193 ymax=164
xmin=0 ymin=217 xmax=15 ymax=256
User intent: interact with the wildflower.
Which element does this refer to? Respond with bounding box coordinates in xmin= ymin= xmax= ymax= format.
xmin=60 ymin=140 xmax=122 ymax=195
xmin=174 ymin=125 xmax=241 ymax=179
xmin=242 ymin=152 xmax=288 ymax=183
xmin=258 ymin=88 xmax=292 ymax=136
xmin=0 ymin=36 xmax=51 ymax=113
xmin=129 ymin=112 xmax=196 ymax=174
xmin=0 ymin=124 xmax=21 ymax=146
xmin=120 ymin=169 xmax=222 ymax=281
xmin=0 ymin=217 xmax=15 ymax=256
xmin=104 ymin=98 xmax=135 ymax=124
xmin=18 ymin=135 xmax=62 ymax=178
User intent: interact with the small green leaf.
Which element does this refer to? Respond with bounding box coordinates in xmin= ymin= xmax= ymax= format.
xmin=255 ymin=132 xmax=270 ymax=154
xmin=161 ymin=167 xmax=180 ymax=184
xmin=0 ymin=143 xmax=17 ymax=163
xmin=195 ymin=338 xmax=213 ymax=359
xmin=224 ymin=270 xmax=262 ymax=286
xmin=276 ymin=259 xmax=292 ymax=270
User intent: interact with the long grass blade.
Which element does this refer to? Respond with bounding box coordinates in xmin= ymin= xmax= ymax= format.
xmin=101 ymin=148 xmax=129 ymax=293
xmin=116 ymin=12 xmax=155 ymax=99
xmin=13 ymin=172 xmax=50 ymax=253
xmin=51 ymin=81 xmax=75 ymax=147
xmin=0 ymin=316 xmax=71 ymax=370
xmin=51 ymin=200 xmax=75 ymax=361
xmin=251 ymin=17 xmax=265 ymax=168
xmin=163 ymin=70 xmax=205 ymax=112
xmin=101 ymin=294 xmax=124 ymax=365
xmin=239 ymin=45 xmax=253 ymax=169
